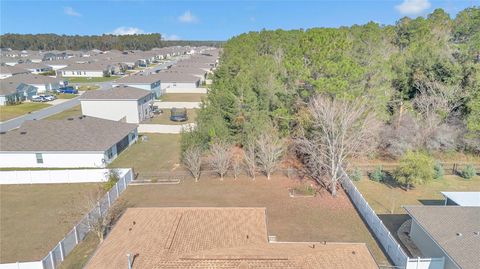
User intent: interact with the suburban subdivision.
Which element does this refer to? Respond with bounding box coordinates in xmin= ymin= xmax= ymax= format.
xmin=0 ymin=2 xmax=479 ymax=269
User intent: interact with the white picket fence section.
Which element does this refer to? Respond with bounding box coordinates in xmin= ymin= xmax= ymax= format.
xmin=154 ymin=101 xmax=201 ymax=109
xmin=0 ymin=169 xmax=130 ymax=185
xmin=138 ymin=123 xmax=196 ymax=133
xmin=0 ymin=169 xmax=134 ymax=269
xmin=165 ymin=87 xmax=207 ymax=94
xmin=340 ymin=168 xmax=445 ymax=269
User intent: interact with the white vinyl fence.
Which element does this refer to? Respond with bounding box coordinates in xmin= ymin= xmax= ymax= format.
xmin=0 ymin=169 xmax=130 ymax=185
xmin=138 ymin=123 xmax=196 ymax=134
xmin=339 ymin=169 xmax=445 ymax=269
xmin=165 ymin=87 xmax=207 ymax=94
xmin=0 ymin=169 xmax=134 ymax=269
xmin=154 ymin=101 xmax=201 ymax=109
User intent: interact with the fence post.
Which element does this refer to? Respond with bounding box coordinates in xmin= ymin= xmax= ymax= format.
xmin=97 ymin=201 xmax=102 ymax=216
xmin=74 ymin=225 xmax=79 ymax=244
xmin=107 ymin=191 xmax=111 ymax=207
xmin=115 ymin=182 xmax=120 ymax=199
xmin=123 ymin=175 xmax=127 ymax=189
xmin=49 ymin=251 xmax=55 ymax=269
xmin=59 ymin=241 xmax=64 ymax=261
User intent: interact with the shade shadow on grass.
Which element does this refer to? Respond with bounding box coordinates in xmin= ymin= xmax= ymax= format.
xmin=418 ymin=199 xmax=445 ymax=206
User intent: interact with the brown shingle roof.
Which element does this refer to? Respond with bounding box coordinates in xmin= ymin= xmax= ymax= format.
xmin=85 ymin=207 xmax=378 ymax=269
xmin=0 ymin=117 xmax=137 ymax=152
xmin=81 ymin=86 xmax=152 ymax=100
xmin=404 ymin=206 xmax=480 ymax=269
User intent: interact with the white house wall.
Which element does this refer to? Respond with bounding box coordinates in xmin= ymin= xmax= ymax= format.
xmin=0 ymin=152 xmax=106 ymax=168
xmin=62 ymin=70 xmax=104 ymax=77
xmin=81 ymin=100 xmax=140 ymax=123
xmin=161 ymin=82 xmax=199 ymax=90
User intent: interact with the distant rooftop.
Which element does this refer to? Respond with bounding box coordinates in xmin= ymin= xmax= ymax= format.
xmin=81 ymin=85 xmax=152 ymax=100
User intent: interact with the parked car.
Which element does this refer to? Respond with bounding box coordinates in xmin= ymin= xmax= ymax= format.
xmin=59 ymin=86 xmax=78 ymax=94
xmin=31 ymin=95 xmax=47 ymax=102
xmin=41 ymin=95 xmax=56 ymax=101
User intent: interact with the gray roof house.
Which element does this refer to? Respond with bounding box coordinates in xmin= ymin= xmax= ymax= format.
xmin=3 ymin=73 xmax=65 ymax=93
xmin=0 ymin=117 xmax=138 ymax=168
xmin=0 ymin=81 xmax=38 ymax=106
xmin=0 ymin=65 xmax=31 ymax=79
xmin=112 ymin=73 xmax=162 ymax=99
xmin=404 ymin=206 xmax=480 ymax=269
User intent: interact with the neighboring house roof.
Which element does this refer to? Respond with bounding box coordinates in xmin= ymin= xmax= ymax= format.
xmin=62 ymin=62 xmax=109 ymax=71
xmin=152 ymin=71 xmax=201 ymax=83
xmin=0 ymin=117 xmax=137 ymax=152
xmin=85 ymin=207 xmax=378 ymax=269
xmin=81 ymin=86 xmax=152 ymax=100
xmin=3 ymin=73 xmax=64 ymax=85
xmin=114 ymin=73 xmax=161 ymax=84
xmin=404 ymin=206 xmax=480 ymax=269
xmin=0 ymin=65 xmax=31 ymax=76
xmin=0 ymin=81 xmax=37 ymax=96
xmin=441 ymin=192 xmax=480 ymax=206
xmin=15 ymin=62 xmax=51 ymax=70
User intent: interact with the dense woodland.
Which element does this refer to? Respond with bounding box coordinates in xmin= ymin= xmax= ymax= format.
xmin=182 ymin=8 xmax=479 ymax=192
xmin=0 ymin=33 xmax=223 ymax=51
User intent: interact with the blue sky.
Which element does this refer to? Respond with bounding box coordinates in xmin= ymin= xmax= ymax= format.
xmin=1 ymin=0 xmax=478 ymax=40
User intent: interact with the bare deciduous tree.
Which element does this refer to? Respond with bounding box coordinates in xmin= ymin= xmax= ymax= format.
xmin=183 ymin=146 xmax=202 ymax=182
xmin=243 ymin=142 xmax=257 ymax=180
xmin=231 ymin=153 xmax=242 ymax=180
xmin=296 ymin=95 xmax=379 ymax=197
xmin=209 ymin=140 xmax=232 ymax=180
xmin=256 ymin=132 xmax=284 ymax=180
xmin=80 ymin=188 xmax=127 ymax=243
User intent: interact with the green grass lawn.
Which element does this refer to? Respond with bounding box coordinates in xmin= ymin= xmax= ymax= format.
xmin=0 ymin=102 xmax=51 ymax=121
xmin=64 ymin=76 xmax=120 ymax=83
xmin=45 ymin=105 xmax=82 ymax=120
xmin=143 ymin=109 xmax=197 ymax=124
xmin=108 ymin=134 xmax=182 ymax=173
xmin=160 ymin=93 xmax=206 ymax=102
xmin=77 ymin=85 xmax=100 ymax=91
xmin=0 ymin=183 xmax=103 ymax=262
xmin=56 ymin=93 xmax=78 ymax=99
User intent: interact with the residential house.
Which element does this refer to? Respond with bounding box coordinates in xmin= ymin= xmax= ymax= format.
xmin=0 ymin=117 xmax=138 ymax=168
xmin=153 ymin=71 xmax=201 ymax=89
xmin=404 ymin=206 xmax=480 ymax=269
xmin=85 ymin=207 xmax=378 ymax=269
xmin=441 ymin=192 xmax=480 ymax=206
xmin=112 ymin=73 xmax=162 ymax=98
xmin=3 ymin=73 xmax=65 ymax=93
xmin=0 ymin=81 xmax=38 ymax=106
xmin=0 ymin=65 xmax=31 ymax=79
xmin=60 ymin=62 xmax=111 ymax=77
xmin=80 ymin=86 xmax=154 ymax=123
xmin=15 ymin=63 xmax=53 ymax=74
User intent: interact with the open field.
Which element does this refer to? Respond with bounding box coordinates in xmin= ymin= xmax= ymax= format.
xmin=44 ymin=105 xmax=82 ymax=120
xmin=160 ymin=93 xmax=205 ymax=102
xmin=108 ymin=134 xmax=182 ymax=173
xmin=0 ymin=102 xmax=51 ymax=121
xmin=144 ymin=109 xmax=197 ymax=124
xmin=0 ymin=183 xmax=103 ymax=262
xmin=65 ymin=76 xmax=120 ymax=83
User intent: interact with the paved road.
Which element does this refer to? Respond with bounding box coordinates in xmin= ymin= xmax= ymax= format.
xmin=0 ymin=97 xmax=81 ymax=132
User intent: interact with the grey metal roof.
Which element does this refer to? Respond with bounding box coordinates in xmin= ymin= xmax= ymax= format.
xmin=404 ymin=206 xmax=480 ymax=269
xmin=0 ymin=117 xmax=138 ymax=152
xmin=81 ymin=86 xmax=152 ymax=100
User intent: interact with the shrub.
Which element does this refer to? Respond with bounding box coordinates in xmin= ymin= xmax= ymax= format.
xmin=103 ymin=169 xmax=120 ymax=191
xmin=350 ymin=167 xmax=362 ymax=181
xmin=433 ymin=162 xmax=444 ymax=180
xmin=368 ymin=165 xmax=385 ymax=182
xmin=461 ymin=165 xmax=477 ymax=180
xmin=394 ymin=151 xmax=435 ymax=190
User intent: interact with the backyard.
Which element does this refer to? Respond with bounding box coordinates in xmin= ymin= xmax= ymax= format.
xmin=45 ymin=105 xmax=82 ymax=120
xmin=61 ymin=175 xmax=391 ymax=269
xmin=160 ymin=93 xmax=205 ymax=102
xmin=77 ymin=85 xmax=100 ymax=91
xmin=108 ymin=134 xmax=182 ymax=173
xmin=143 ymin=109 xmax=197 ymax=124
xmin=0 ymin=102 xmax=51 ymax=121
xmin=64 ymin=76 xmax=120 ymax=83
xmin=0 ymin=183 xmax=103 ymax=263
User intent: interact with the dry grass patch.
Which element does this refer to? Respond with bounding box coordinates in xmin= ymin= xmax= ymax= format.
xmin=143 ymin=109 xmax=197 ymax=124
xmin=44 ymin=105 xmax=82 ymax=120
xmin=0 ymin=102 xmax=51 ymax=121
xmin=0 ymin=183 xmax=102 ymax=262
xmin=160 ymin=93 xmax=205 ymax=102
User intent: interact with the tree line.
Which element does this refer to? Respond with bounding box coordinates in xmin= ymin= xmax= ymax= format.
xmin=0 ymin=33 xmax=223 ymax=51
xmin=182 ymin=7 xmax=480 ymax=196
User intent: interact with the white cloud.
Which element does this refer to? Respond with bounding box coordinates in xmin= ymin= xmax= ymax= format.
xmin=395 ymin=0 xmax=431 ymax=16
xmin=178 ymin=10 xmax=198 ymax=23
xmin=64 ymin=7 xmax=81 ymax=17
xmin=162 ymin=34 xmax=180 ymax=41
xmin=109 ymin=27 xmax=146 ymax=35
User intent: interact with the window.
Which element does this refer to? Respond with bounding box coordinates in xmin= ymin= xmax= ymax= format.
xmin=35 ymin=153 xmax=43 ymax=164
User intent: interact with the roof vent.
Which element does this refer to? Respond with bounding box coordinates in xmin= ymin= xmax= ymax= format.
xmin=20 ymin=131 xmax=27 ymax=135
xmin=474 ymin=232 xmax=480 ymax=236
xmin=0 ymin=132 xmax=6 ymax=135
xmin=67 ymin=117 xmax=74 ymax=121
xmin=456 ymin=233 xmax=463 ymax=237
